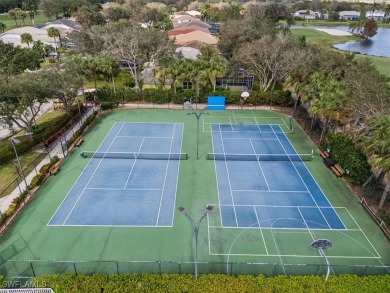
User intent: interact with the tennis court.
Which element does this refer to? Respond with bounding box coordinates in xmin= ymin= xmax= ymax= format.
xmin=209 ymin=123 xmax=345 ymax=230
xmin=0 ymin=109 xmax=388 ymax=279
xmin=48 ymin=122 xmax=184 ymax=226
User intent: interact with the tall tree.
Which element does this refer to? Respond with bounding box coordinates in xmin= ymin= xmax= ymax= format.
xmin=47 ymin=27 xmax=60 ymax=51
xmin=68 ymin=54 xmax=103 ymax=91
xmin=0 ymin=72 xmax=53 ymax=133
xmin=98 ymin=56 xmax=120 ymax=93
xmin=166 ymin=57 xmax=185 ymax=95
xmin=183 ymin=59 xmax=209 ymax=105
xmin=100 ymin=21 xmax=174 ymax=99
xmin=208 ymin=55 xmax=228 ymax=92
xmin=365 ymin=115 xmax=390 ymax=209
xmin=303 ymin=72 xmax=349 ymax=142
xmin=20 ymin=33 xmax=33 ymax=48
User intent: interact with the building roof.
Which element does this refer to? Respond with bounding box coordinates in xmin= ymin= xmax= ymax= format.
xmin=169 ymin=25 xmax=210 ymax=34
xmin=168 ymin=29 xmax=197 ymax=37
xmin=170 ymin=31 xmax=218 ymax=46
xmin=175 ymin=46 xmax=200 ymax=60
xmin=0 ymin=26 xmax=56 ymax=48
xmin=174 ymin=19 xmax=211 ymax=29
xmin=339 ymin=11 xmax=360 ymax=16
xmin=186 ymin=10 xmax=202 ymax=17
xmin=40 ymin=18 xmax=81 ymax=35
xmin=178 ymin=40 xmax=208 ymax=50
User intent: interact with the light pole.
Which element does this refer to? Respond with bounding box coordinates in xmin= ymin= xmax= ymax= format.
xmin=311 ymin=239 xmax=332 ymax=281
xmin=11 ymin=138 xmax=30 ymax=196
xmin=178 ymin=205 xmax=213 ymax=280
xmin=187 ymin=107 xmax=207 ymax=160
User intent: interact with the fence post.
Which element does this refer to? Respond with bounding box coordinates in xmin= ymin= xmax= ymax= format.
xmin=158 ymin=261 xmax=161 ymax=275
xmin=178 ymin=261 xmax=181 ymax=274
xmin=73 ymin=262 xmax=77 ymax=275
xmin=116 ymin=261 xmax=119 ymax=275
xmin=229 ymin=263 xmax=233 ymax=275
xmin=29 ymin=261 xmax=36 ymax=277
xmin=273 ymin=264 xmax=277 ymax=276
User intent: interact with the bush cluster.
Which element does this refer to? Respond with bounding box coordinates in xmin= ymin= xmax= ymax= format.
xmin=0 ymin=157 xmax=60 ymax=226
xmin=30 ymin=273 xmax=390 ymax=293
xmin=90 ymin=87 xmax=292 ymax=109
xmin=322 ymin=132 xmax=372 ymax=185
xmin=0 ymin=105 xmax=85 ymax=166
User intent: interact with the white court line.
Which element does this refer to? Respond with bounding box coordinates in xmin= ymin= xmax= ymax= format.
xmin=156 ymin=124 xmax=176 ymax=226
xmin=254 ymin=207 xmax=269 ymax=255
xmin=116 ymin=135 xmax=173 ymax=139
xmin=85 ymin=187 xmax=163 ymax=191
xmin=47 ymin=122 xmax=122 ymax=226
xmin=222 ymin=138 xmax=279 ymax=140
xmin=249 ymin=139 xmax=270 ymax=191
xmin=62 ymin=122 xmax=126 ymax=225
xmin=123 ymin=137 xmax=145 ymax=189
xmin=270 ymin=125 xmax=332 ymax=230
xmin=231 ymin=190 xmax=309 ymax=193
xmin=217 ymin=124 xmax=238 ymax=227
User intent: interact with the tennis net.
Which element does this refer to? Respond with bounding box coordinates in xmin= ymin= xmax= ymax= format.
xmin=206 ymin=151 xmax=313 ymax=161
xmin=81 ymin=151 xmax=188 ymax=160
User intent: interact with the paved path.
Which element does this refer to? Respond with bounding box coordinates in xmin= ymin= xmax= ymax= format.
xmin=0 ymin=107 xmax=97 ymax=213
xmin=0 ymin=103 xmax=273 ymax=213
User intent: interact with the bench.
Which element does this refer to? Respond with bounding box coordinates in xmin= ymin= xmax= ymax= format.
xmin=331 ymin=166 xmax=342 ymax=177
xmin=334 ymin=164 xmax=345 ymax=176
xmin=75 ymin=136 xmax=83 ymax=147
xmin=49 ymin=164 xmax=60 ymax=175
xmin=320 ymin=151 xmax=330 ymax=159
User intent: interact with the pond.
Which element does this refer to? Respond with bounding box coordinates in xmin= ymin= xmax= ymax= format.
xmin=292 ymin=25 xmax=390 ymax=58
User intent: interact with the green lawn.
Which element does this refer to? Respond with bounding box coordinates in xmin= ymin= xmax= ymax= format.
xmin=291 ymin=28 xmax=390 ymax=78
xmin=0 ymin=111 xmax=65 ymax=196
xmin=294 ymin=20 xmax=390 ymax=28
xmin=291 ymin=28 xmax=359 ymax=46
xmin=0 ymin=11 xmax=51 ymax=31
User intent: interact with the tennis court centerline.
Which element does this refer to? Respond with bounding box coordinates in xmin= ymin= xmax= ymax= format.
xmin=48 ymin=122 xmax=184 ymax=227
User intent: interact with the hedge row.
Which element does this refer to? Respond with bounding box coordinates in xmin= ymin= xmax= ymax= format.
xmin=31 ymin=273 xmax=390 ymax=293
xmin=322 ymin=132 xmax=372 ymax=185
xmin=89 ymin=87 xmax=293 ymax=109
xmin=0 ymin=156 xmax=59 ymax=226
xmin=0 ymin=105 xmax=85 ymax=166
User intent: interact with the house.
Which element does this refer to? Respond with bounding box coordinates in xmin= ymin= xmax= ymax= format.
xmin=170 ymin=30 xmax=218 ymax=46
xmin=339 ymin=11 xmax=360 ymax=21
xmin=366 ymin=10 xmax=386 ymax=21
xmin=171 ymin=14 xmax=197 ymax=26
xmin=168 ymin=25 xmax=210 ymax=36
xmin=0 ymin=26 xmax=56 ymax=48
xmin=174 ymin=19 xmax=211 ymax=29
xmin=186 ymin=10 xmax=202 ymax=18
xmin=175 ymin=46 xmax=200 ymax=60
xmin=38 ymin=18 xmax=81 ymax=35
xmin=293 ymin=10 xmax=319 ymax=20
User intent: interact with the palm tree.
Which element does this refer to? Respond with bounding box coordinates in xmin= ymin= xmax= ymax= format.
xmin=0 ymin=22 xmax=6 ymax=33
xmin=8 ymin=9 xmax=18 ymax=26
xmin=166 ymin=58 xmax=185 ymax=95
xmin=198 ymin=44 xmax=218 ymax=62
xmin=183 ymin=59 xmax=209 ymax=107
xmin=303 ymin=72 xmax=348 ymax=142
xmin=365 ymin=115 xmax=390 ymax=209
xmin=21 ymin=33 xmax=33 ymax=48
xmin=98 ymin=56 xmax=120 ymax=93
xmin=47 ymin=27 xmax=60 ymax=51
xmin=208 ymin=55 xmax=228 ymax=92
xmin=154 ymin=53 xmax=173 ymax=89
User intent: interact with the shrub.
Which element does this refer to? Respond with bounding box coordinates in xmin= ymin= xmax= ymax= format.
xmin=322 ymin=132 xmax=372 ymax=185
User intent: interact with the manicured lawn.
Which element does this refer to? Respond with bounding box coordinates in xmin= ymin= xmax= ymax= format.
xmin=0 ymin=11 xmax=52 ymax=31
xmin=291 ymin=28 xmax=390 ymax=77
xmin=291 ymin=28 xmax=359 ymax=46
xmin=355 ymin=54 xmax=390 ymax=78
xmin=294 ymin=20 xmax=390 ymax=28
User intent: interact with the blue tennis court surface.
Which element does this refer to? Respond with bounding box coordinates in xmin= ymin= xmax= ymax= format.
xmin=211 ymin=124 xmax=345 ymax=230
xmin=49 ymin=122 xmax=184 ymax=227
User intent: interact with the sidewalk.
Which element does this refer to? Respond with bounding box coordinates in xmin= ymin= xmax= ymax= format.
xmin=0 ymin=103 xmax=272 ymax=213
xmin=0 ymin=107 xmax=97 ymax=213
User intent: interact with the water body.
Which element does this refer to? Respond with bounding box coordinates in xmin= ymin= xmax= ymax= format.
xmin=292 ymin=25 xmax=390 ymax=58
